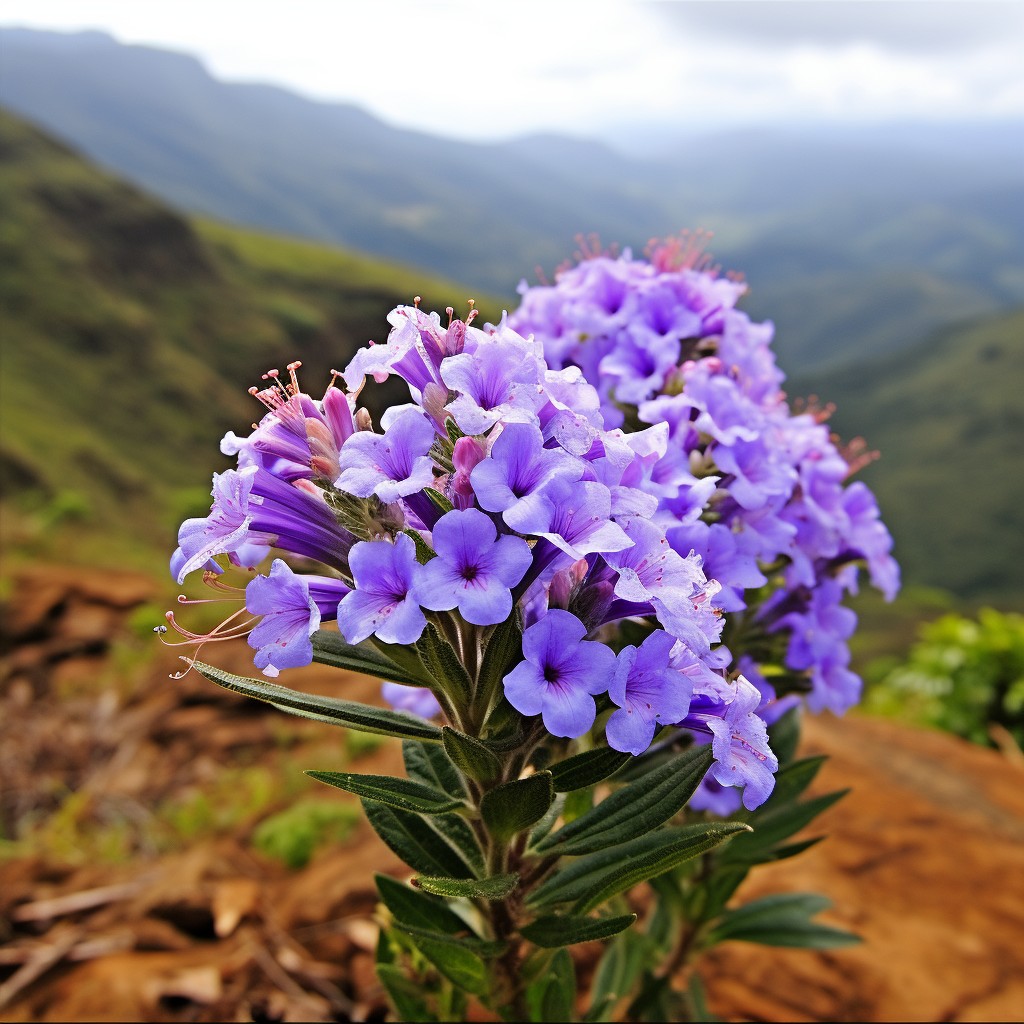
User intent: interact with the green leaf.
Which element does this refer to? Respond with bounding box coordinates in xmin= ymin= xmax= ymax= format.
xmin=767 ymin=706 xmax=802 ymax=766
xmin=531 ymin=823 xmax=750 ymax=914
xmin=424 ymin=487 xmax=456 ymax=515
xmin=310 ymin=629 xmax=425 ymax=684
xmin=548 ymin=747 xmax=632 ymax=793
xmin=708 ymin=893 xmax=861 ymax=950
xmin=431 ymin=812 xmax=486 ymax=876
xmin=768 ymin=836 xmax=825 ymax=861
xmin=478 ymin=615 xmax=524 ymax=699
xmin=364 ymin=802 xmax=475 ymax=878
xmin=414 ymin=873 xmax=519 ymax=900
xmin=521 ymin=913 xmax=637 ymax=948
xmin=409 ymin=935 xmax=488 ymax=994
xmin=481 ymin=696 xmax=526 ymax=749
xmin=369 ymin=638 xmax=434 ymax=685
xmin=376 ymin=963 xmax=439 ymax=1022
xmin=416 ymin=622 xmax=473 ymax=703
xmin=586 ymin=929 xmax=652 ymax=1021
xmin=442 ymin=727 xmax=502 ymax=783
xmin=538 ymin=746 xmax=713 ymax=855
xmin=192 ymin=661 xmax=441 ymax=740
xmin=376 ymin=873 xmax=477 ymax=934
xmin=527 ymin=947 xmax=576 ymax=1022
xmin=765 ymin=755 xmax=827 ymax=807
xmin=528 ymin=792 xmax=566 ymax=849
xmin=715 ymin=891 xmax=831 ymax=931
xmin=721 ymin=790 xmax=847 ymax=863
xmin=404 ymin=739 xmax=467 ymax=798
xmin=403 ymin=528 xmax=437 ymax=564
xmin=308 ymin=770 xmax=463 ymax=813
xmin=445 ymin=419 xmax=466 ymax=445
xmin=394 ymin=921 xmax=508 ymax=959
xmin=481 ymin=772 xmax=554 ymax=842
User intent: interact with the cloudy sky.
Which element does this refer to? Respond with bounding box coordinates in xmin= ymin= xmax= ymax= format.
xmin=5 ymin=0 xmax=1023 ymax=144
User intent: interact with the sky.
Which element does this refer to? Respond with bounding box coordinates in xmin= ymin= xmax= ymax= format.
xmin=4 ymin=0 xmax=1023 ymax=145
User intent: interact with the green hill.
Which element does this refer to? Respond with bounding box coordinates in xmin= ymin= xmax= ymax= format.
xmin=0 ymin=110 xmax=497 ymax=572
xmin=795 ymin=309 xmax=1024 ymax=607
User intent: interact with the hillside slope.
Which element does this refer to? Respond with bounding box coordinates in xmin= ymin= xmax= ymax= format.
xmin=795 ymin=309 xmax=1024 ymax=606
xmin=0 ymin=110 xmax=494 ymax=568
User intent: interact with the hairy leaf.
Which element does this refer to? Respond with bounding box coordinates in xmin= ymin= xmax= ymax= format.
xmin=481 ymin=772 xmax=554 ymax=842
xmin=538 ymin=746 xmax=713 ymax=855
xmin=521 ymin=912 xmax=637 ymax=948
xmin=414 ymin=873 xmax=519 ymax=900
xmin=307 ymin=770 xmax=463 ymax=813
xmin=193 ymin=661 xmax=441 ymax=740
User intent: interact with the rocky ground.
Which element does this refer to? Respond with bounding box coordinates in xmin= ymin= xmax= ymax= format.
xmin=2 ymin=564 xmax=1023 ymax=1022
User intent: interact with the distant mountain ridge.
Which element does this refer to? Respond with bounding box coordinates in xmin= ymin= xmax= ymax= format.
xmin=2 ymin=26 xmax=1022 ymax=374
xmin=0 ymin=109 xmax=494 ymax=566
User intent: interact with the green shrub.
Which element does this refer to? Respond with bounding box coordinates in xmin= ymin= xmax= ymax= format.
xmin=868 ymin=608 xmax=1024 ymax=749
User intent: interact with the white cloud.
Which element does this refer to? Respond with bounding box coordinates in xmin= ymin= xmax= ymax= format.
xmin=4 ymin=0 xmax=1022 ymax=143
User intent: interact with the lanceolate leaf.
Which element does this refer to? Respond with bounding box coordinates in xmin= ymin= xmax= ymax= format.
xmin=364 ymin=802 xmax=475 ymax=878
xmin=538 ymin=746 xmax=713 ymax=855
xmin=376 ymin=964 xmax=439 ymax=1023
xmin=530 ymin=823 xmax=750 ymax=913
xmin=721 ymin=790 xmax=847 ymax=863
xmin=548 ymin=746 xmax=632 ymax=793
xmin=708 ymin=892 xmax=861 ymax=949
xmin=526 ymin=948 xmax=576 ymax=1023
xmin=413 ymin=937 xmax=488 ymax=995
xmin=310 ymin=629 xmax=425 ymax=684
xmin=394 ymin=922 xmax=508 ymax=959
xmin=404 ymin=739 xmax=467 ymax=798
xmin=376 ymin=873 xmax=469 ymax=934
xmin=442 ymin=727 xmax=502 ymax=783
xmin=521 ymin=913 xmax=637 ymax=948
xmin=430 ymin=812 xmax=486 ymax=876
xmin=477 ymin=614 xmax=524 ymax=698
xmin=416 ymin=623 xmax=473 ymax=703
xmin=307 ymin=771 xmax=463 ymax=813
xmin=413 ymin=873 xmax=519 ymax=901
xmin=193 ymin=662 xmax=441 ymax=741
xmin=766 ymin=755 xmax=827 ymax=807
xmin=481 ymin=772 xmax=554 ymax=842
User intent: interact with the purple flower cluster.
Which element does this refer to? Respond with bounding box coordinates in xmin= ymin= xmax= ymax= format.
xmin=509 ymin=238 xmax=900 ymax=730
xmin=170 ymin=304 xmax=779 ymax=808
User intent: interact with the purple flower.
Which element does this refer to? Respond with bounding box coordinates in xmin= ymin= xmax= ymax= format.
xmin=681 ymin=675 xmax=778 ymax=810
xmin=337 ymin=533 xmax=426 ymax=645
xmin=245 ymin=559 xmax=349 ymax=677
xmin=607 ymin=631 xmax=693 ymax=755
xmin=503 ymin=610 xmax=617 ymax=737
xmin=335 ymin=407 xmax=436 ymax=503
xmin=520 ymin=478 xmax=632 ymax=561
xmin=171 ymin=466 xmax=352 ymax=585
xmin=470 ymin=423 xmax=581 ymax=531
xmin=441 ymin=330 xmax=546 ymax=435
xmin=224 ymin=385 xmax=356 ymax=483
xmin=411 ymin=508 xmax=532 ymax=625
xmin=381 ymin=682 xmax=442 ymax=719
xmin=604 ymin=517 xmax=705 ymax=607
